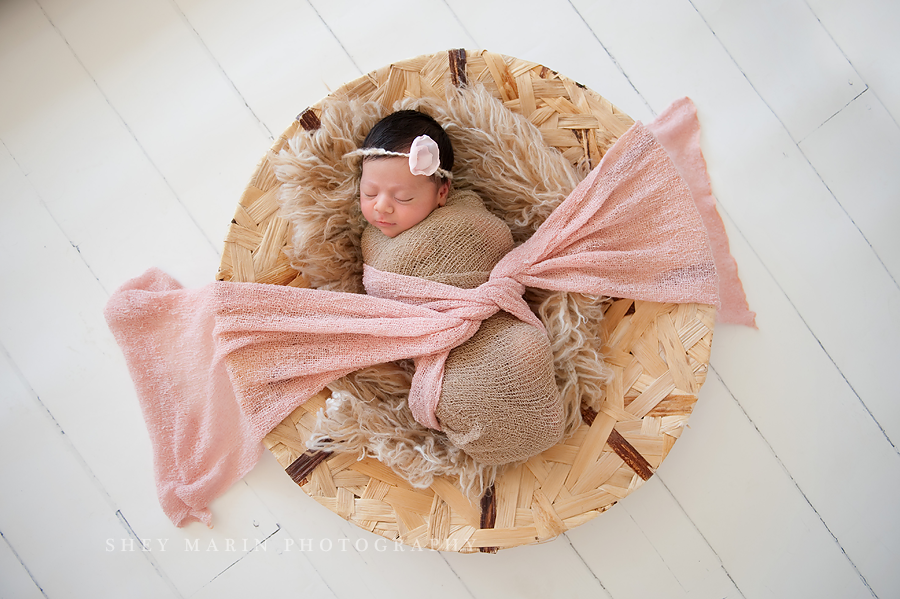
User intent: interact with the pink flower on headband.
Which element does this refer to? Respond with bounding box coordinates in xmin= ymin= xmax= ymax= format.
xmin=408 ymin=135 xmax=441 ymax=176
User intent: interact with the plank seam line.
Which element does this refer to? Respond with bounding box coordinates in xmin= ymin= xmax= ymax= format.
xmin=686 ymin=0 xmax=800 ymax=145
xmin=306 ymin=0 xmax=365 ymax=77
xmin=714 ymin=197 xmax=898 ymax=455
xmin=0 ymin=342 xmax=115 ymax=511
xmin=0 ymin=340 xmax=181 ymax=597
xmin=800 ymin=0 xmax=900 ymax=132
xmin=115 ymin=511 xmax=185 ymax=598
xmin=560 ymin=535 xmax=613 ymax=596
xmin=0 ymin=528 xmax=49 ymax=598
xmin=710 ymin=366 xmax=878 ymax=598
xmin=0 ymin=137 xmax=108 ymax=295
xmin=193 ymin=522 xmax=283 ymax=592
xmin=796 ymin=89 xmax=900 ymax=292
xmin=165 ymin=0 xmax=274 ymax=141
xmin=687 ymin=0 xmax=898 ymax=292
xmin=624 ymin=510 xmax=688 ymax=593
xmin=436 ymin=554 xmax=479 ymax=599
xmin=799 ymin=86 xmax=869 ymax=143
xmin=32 ymin=0 xmax=221 ymax=259
xmin=652 ymin=476 xmax=747 ymax=598
xmin=439 ymin=0 xmax=480 ymax=49
xmin=566 ymin=0 xmax=655 ymax=118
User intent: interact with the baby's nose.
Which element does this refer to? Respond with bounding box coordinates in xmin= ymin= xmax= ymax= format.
xmin=375 ymin=196 xmax=393 ymax=213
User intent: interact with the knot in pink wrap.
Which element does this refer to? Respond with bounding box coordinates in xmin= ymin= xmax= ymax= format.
xmin=363 ymin=265 xmax=545 ymax=428
xmin=364 ymin=266 xmax=541 ymax=330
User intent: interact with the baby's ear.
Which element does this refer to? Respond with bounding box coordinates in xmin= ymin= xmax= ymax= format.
xmin=438 ymin=180 xmax=451 ymax=205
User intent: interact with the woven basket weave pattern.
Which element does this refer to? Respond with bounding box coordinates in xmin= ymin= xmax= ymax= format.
xmin=217 ymin=49 xmax=715 ymax=553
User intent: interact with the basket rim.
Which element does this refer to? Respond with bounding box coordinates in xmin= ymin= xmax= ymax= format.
xmin=217 ymin=48 xmax=716 ymax=553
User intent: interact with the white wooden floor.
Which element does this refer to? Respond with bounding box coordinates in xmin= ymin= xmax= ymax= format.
xmin=1 ymin=0 xmax=898 ymax=597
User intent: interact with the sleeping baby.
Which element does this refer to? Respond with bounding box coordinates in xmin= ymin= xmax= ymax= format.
xmin=347 ymin=110 xmax=564 ymax=465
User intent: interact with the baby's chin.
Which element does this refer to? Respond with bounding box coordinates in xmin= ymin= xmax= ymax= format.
xmin=368 ymin=220 xmax=404 ymax=238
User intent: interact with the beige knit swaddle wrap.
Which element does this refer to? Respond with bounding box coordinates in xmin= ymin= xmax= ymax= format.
xmin=362 ymin=189 xmax=565 ymax=465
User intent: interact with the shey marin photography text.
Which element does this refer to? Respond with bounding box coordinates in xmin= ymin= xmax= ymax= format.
xmin=105 ymin=535 xmax=459 ymax=553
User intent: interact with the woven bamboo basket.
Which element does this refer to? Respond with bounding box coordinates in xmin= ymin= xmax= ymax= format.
xmin=216 ymin=49 xmax=715 ymax=553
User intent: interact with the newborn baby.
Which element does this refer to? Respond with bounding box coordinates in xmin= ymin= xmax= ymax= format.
xmin=349 ymin=110 xmax=564 ymax=465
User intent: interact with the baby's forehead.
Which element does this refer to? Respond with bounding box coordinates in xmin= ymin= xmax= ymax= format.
xmin=360 ymin=158 xmax=433 ymax=189
xmin=359 ymin=175 xmax=414 ymax=189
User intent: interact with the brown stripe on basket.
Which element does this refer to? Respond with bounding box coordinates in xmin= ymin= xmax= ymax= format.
xmin=479 ymin=483 xmax=499 ymax=554
xmin=285 ymin=446 xmax=332 ymax=486
xmin=449 ymin=48 xmax=468 ymax=87
xmin=606 ymin=429 xmax=654 ymax=481
xmin=296 ymin=107 xmax=321 ymax=131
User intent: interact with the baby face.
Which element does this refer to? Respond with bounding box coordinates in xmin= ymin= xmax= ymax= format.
xmin=360 ymin=157 xmax=449 ymax=237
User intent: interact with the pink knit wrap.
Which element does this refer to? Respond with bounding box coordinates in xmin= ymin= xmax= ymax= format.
xmin=105 ymin=102 xmax=753 ymax=527
xmin=365 ymin=120 xmax=719 ymax=428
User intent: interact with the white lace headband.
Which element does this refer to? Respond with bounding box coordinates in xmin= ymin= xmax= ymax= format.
xmin=345 ymin=134 xmax=453 ymax=180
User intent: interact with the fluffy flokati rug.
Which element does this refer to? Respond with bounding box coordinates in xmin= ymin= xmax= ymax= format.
xmin=270 ymin=84 xmax=613 ymax=499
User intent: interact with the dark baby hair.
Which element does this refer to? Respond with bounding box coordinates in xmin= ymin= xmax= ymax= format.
xmin=361 ymin=110 xmax=454 ymax=178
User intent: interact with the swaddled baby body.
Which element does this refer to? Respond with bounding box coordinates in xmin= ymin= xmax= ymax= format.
xmin=351 ymin=110 xmax=564 ymax=465
xmin=363 ymin=190 xmax=564 ymax=464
